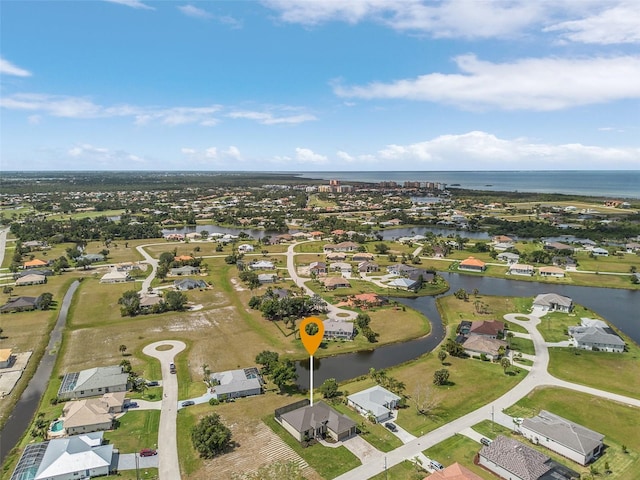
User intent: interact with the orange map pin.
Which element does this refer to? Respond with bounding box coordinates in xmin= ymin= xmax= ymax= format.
xmin=300 ymin=317 xmax=324 ymax=356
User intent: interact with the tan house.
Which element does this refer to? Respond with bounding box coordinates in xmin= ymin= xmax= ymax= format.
xmin=539 ymin=266 xmax=565 ymax=277
xmin=15 ymin=274 xmax=47 ymax=286
xmin=61 ymin=392 xmax=126 ymax=435
xmin=323 ymin=277 xmax=351 ymax=290
xmin=0 ymin=349 xmax=14 ymax=369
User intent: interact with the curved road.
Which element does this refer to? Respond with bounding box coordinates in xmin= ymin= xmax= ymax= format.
xmin=285 ymin=242 xmax=356 ymax=320
xmin=335 ymin=310 xmax=640 ymax=479
xmin=142 ymin=340 xmax=186 ymax=480
xmin=136 ymin=244 xmax=160 ymax=293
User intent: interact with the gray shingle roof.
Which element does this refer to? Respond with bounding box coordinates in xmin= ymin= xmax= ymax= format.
xmin=279 ymin=401 xmax=355 ymax=436
xmin=522 ymin=410 xmax=604 ymax=456
xmin=480 ymin=435 xmax=551 ymax=480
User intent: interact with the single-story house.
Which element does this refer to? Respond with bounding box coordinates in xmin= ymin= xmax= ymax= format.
xmin=170 ymin=265 xmax=200 ymax=276
xmin=61 ymin=392 xmax=126 ymax=435
xmin=0 ymin=349 xmax=14 ymax=369
xmin=139 ymin=294 xmax=163 ymax=311
xmin=497 ymin=252 xmax=520 ymax=264
xmin=22 ymin=240 xmax=48 ymax=250
xmin=309 ymin=261 xmax=327 ymax=275
xmin=238 ymin=244 xmax=254 ymax=253
xmin=258 ymin=273 xmax=278 ymax=284
xmin=520 ymin=410 xmax=604 ymax=465
xmin=424 ymin=462 xmax=483 ymax=480
xmin=174 ymin=278 xmax=207 ymax=290
xmin=309 ymin=231 xmax=324 ymax=240
xmin=387 ymin=264 xmax=417 ymax=276
xmin=544 ymin=241 xmax=574 ymax=252
xmin=78 ymin=253 xmax=105 ymax=263
xmin=14 ymin=268 xmax=54 ymax=279
xmin=100 ymin=270 xmax=131 ymax=283
xmin=323 ymin=319 xmax=355 ymax=340
xmin=533 ymin=293 xmax=573 ymax=313
xmin=590 ymin=247 xmax=609 ymax=257
xmin=461 ymin=336 xmax=507 ymax=360
xmin=174 ymin=255 xmax=194 ymax=262
xmin=272 ymin=234 xmax=293 ymax=244
xmin=509 ymin=264 xmax=534 ymax=276
xmin=351 ymin=293 xmax=385 ymax=307
xmin=334 ymin=241 xmax=360 ymax=252
xmin=326 ymin=252 xmax=347 ymax=261
xmin=493 ymin=242 xmax=515 ymax=251
xmin=478 ymin=435 xmax=579 ymax=480
xmin=468 ymin=320 xmax=505 ymax=339
xmin=249 ymin=260 xmax=275 ymax=270
xmin=15 ymin=273 xmax=47 ymax=286
xmin=10 ymin=432 xmax=113 ymax=480
xmin=539 ymin=266 xmax=565 ymax=277
xmin=185 ymin=232 xmax=202 ymax=240
xmin=358 ymin=261 xmax=379 ymax=273
xmin=625 ymin=242 xmax=640 ymax=253
xmin=276 ymin=400 xmax=356 ymax=442
xmin=458 ymin=257 xmax=486 ymax=272
xmin=0 ymin=296 xmax=38 ymax=313
xmin=323 ymin=277 xmax=351 ymax=290
xmin=568 ymin=319 xmax=625 ymax=352
xmin=164 ymin=233 xmax=185 ymax=241
xmin=352 ymin=252 xmax=375 ymax=262
xmin=347 ymin=386 xmax=400 ymax=423
xmin=210 ymin=367 xmax=264 ymax=400
xmin=23 ymin=258 xmax=48 ymax=269
xmin=330 ymin=262 xmax=352 ymax=273
xmin=492 ymin=235 xmax=514 ymax=244
xmin=58 ymin=365 xmax=129 ymax=400
xmin=387 ymin=277 xmax=418 ymax=290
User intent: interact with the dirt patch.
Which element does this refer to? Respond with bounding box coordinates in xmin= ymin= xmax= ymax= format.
xmin=195 ymin=420 xmax=319 ymax=480
xmin=230 ymin=278 xmax=246 ymax=292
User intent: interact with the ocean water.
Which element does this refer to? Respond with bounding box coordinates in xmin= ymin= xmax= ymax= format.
xmin=296 ymin=171 xmax=640 ymax=199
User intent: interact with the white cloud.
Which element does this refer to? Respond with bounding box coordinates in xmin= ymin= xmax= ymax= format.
xmin=225 ymin=146 xmax=242 ymax=160
xmin=263 ymin=0 xmax=546 ymax=38
xmin=333 ymin=54 xmax=640 ymax=110
xmin=228 ymin=110 xmax=316 ymax=125
xmin=181 ymin=148 xmax=196 ymax=154
xmin=205 ymin=147 xmax=218 ymax=158
xmin=104 ymin=0 xmax=154 ymax=10
xmin=295 ymin=147 xmax=328 ymax=164
xmin=178 ymin=4 xmax=212 ymax=19
xmin=0 ymin=57 xmax=32 ymax=77
xmin=67 ymin=143 xmax=148 ymax=166
xmin=336 ymin=150 xmax=354 ymax=162
xmin=545 ymin=2 xmax=640 ymax=44
xmin=372 ymin=131 xmax=640 ymax=169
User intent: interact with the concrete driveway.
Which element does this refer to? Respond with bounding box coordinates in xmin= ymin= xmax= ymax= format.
xmin=117 ymin=452 xmax=159 ymax=470
xmin=142 ymin=340 xmax=186 ymax=480
xmin=341 ymin=435 xmax=382 ymax=463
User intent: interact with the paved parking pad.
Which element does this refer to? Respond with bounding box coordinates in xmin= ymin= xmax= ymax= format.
xmin=116 ymin=452 xmax=159 ymax=471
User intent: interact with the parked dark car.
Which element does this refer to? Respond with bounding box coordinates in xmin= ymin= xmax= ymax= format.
xmin=139 ymin=448 xmax=157 ymax=457
xmin=181 ymin=400 xmax=195 ymax=407
xmin=146 ymin=380 xmax=159 ymax=387
xmin=384 ymin=422 xmax=397 ymax=432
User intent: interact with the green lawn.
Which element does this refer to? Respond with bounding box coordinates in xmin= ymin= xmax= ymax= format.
xmin=537 ymin=303 xmax=604 ymax=342
xmin=104 ymin=410 xmax=161 ymax=453
xmin=508 ymin=337 xmax=535 ymax=355
xmin=263 ymin=415 xmax=361 ymax=479
xmin=503 ymin=387 xmax=640 ymax=480
xmin=422 ymin=434 xmax=495 ymax=479
xmin=331 ymin=402 xmax=403 ymax=452
xmin=547 ymin=346 xmax=640 ymax=399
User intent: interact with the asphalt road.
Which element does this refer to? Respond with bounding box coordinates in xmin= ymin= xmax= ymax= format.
xmin=142 ymin=340 xmax=186 ymax=480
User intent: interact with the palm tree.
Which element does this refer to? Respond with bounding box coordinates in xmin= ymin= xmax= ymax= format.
xmin=119 ymin=344 xmax=128 ymax=356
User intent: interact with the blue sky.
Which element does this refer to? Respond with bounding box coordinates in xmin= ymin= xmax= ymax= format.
xmin=1 ymin=0 xmax=639 ymax=171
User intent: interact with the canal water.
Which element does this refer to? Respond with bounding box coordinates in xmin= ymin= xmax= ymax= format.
xmin=295 ymin=274 xmax=640 ymax=388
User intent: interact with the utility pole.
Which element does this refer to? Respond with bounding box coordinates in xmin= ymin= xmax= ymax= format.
xmin=491 ymin=405 xmax=494 ymax=432
xmin=385 ymin=456 xmax=388 ymax=480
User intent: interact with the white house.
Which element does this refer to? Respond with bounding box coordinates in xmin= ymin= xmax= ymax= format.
xmin=533 ymin=293 xmax=573 ymax=313
xmin=568 ymin=319 xmax=625 ymax=352
xmin=347 ymin=385 xmax=400 ymax=423
xmin=520 ymin=410 xmax=604 ymax=465
xmin=323 ymin=319 xmax=354 ymax=340
xmin=508 ymin=263 xmax=534 ymax=276
xmin=238 ymin=243 xmax=254 ymax=253
xmin=10 ymin=432 xmax=113 ymax=480
xmin=210 ymin=367 xmax=264 ymax=400
xmin=58 ymin=365 xmax=129 ymax=400
xmin=497 ymin=252 xmax=520 ymax=264
xmin=99 ymin=269 xmax=131 ymax=283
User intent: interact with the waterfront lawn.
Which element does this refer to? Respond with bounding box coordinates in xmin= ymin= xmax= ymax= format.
xmin=437 ymin=294 xmax=531 ymax=328
xmin=575 ymin=251 xmax=638 ymax=274
xmin=340 ymin=352 xmax=526 ymax=437
xmin=263 ymin=415 xmax=361 ymax=479
xmin=503 ymin=387 xmax=640 ymax=480
xmin=547 ymin=345 xmax=640 ymax=399
xmin=331 ymin=402 xmax=403 ymax=452
xmin=422 ymin=434 xmax=495 ymax=480
xmin=105 ymin=410 xmax=161 ymax=453
xmin=368 ymin=460 xmax=428 ymax=480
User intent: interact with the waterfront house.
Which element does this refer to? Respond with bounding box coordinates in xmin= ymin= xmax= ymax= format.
xmin=520 ymin=410 xmax=604 ymax=465
xmin=61 ymin=392 xmax=126 ymax=435
xmin=468 ymin=320 xmax=505 ymax=339
xmin=539 ymin=266 xmax=565 ymax=277
xmin=568 ymin=319 xmax=625 ymax=352
xmin=209 ymin=367 xmax=264 ymax=400
xmin=461 ymin=336 xmax=507 ymax=360
xmin=238 ymin=243 xmax=254 ymax=253
xmin=387 ymin=277 xmax=418 ymax=290
xmin=533 ymin=293 xmax=573 ymax=313
xmin=458 ymin=257 xmax=486 ymax=272
xmin=323 ymin=319 xmax=355 ymax=340
xmin=509 ymin=264 xmax=534 ymax=276
xmin=58 ymin=365 xmax=129 ymax=400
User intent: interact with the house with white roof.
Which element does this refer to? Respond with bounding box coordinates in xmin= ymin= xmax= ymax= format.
xmin=99 ymin=269 xmax=131 ymax=283
xmin=520 ymin=410 xmax=604 ymax=465
xmin=58 ymin=365 xmax=129 ymax=400
xmin=10 ymin=432 xmax=113 ymax=480
xmin=323 ymin=319 xmax=354 ymax=340
xmin=533 ymin=293 xmax=573 ymax=313
xmin=347 ymin=385 xmax=400 ymax=423
xmin=238 ymin=243 xmax=254 ymax=253
xmin=210 ymin=367 xmax=264 ymax=400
